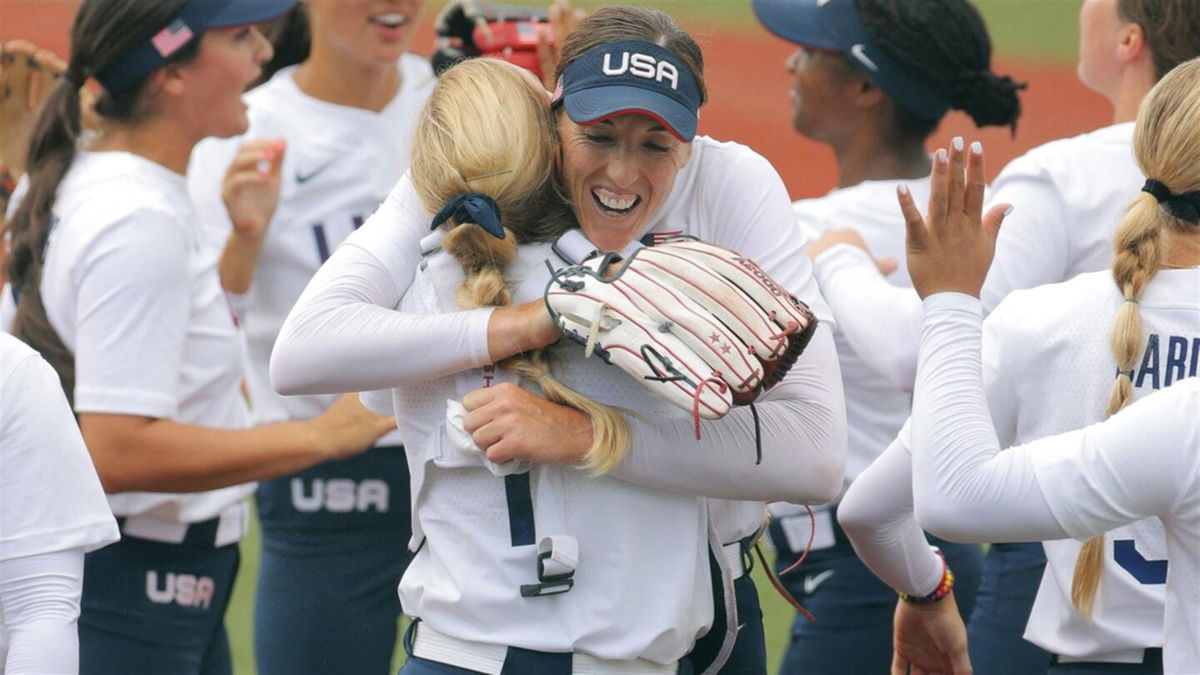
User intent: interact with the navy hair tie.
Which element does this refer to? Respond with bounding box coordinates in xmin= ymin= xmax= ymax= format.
xmin=1142 ymin=178 xmax=1200 ymax=225
xmin=430 ymin=193 xmax=505 ymax=239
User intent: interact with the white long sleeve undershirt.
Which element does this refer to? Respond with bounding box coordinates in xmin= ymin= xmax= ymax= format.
xmin=909 ymin=293 xmax=1061 ymax=542
xmin=0 ymin=549 xmax=85 ymax=674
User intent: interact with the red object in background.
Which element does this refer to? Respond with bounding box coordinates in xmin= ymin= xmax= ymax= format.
xmin=471 ymin=18 xmax=549 ymax=80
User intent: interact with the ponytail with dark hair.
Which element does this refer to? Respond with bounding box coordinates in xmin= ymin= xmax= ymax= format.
xmin=855 ymin=0 xmax=1025 ymax=139
xmin=6 ymin=0 xmax=196 ymax=402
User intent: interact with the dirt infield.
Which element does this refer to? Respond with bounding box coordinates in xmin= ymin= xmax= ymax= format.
xmin=3 ymin=1 xmax=1113 ymax=201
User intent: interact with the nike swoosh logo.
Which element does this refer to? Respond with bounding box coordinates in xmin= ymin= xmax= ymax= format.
xmin=296 ymin=160 xmax=335 ymax=184
xmin=803 ymin=569 xmax=835 ymax=595
xmin=850 ymin=44 xmax=879 ymax=72
xmin=817 ymin=0 xmax=832 ymax=5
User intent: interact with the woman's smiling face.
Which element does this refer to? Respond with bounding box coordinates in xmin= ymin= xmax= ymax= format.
xmin=556 ymin=112 xmax=692 ymax=252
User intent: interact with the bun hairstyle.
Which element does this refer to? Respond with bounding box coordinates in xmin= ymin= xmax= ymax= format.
xmin=1071 ymin=57 xmax=1200 ymax=619
xmin=7 ymin=0 xmax=199 ymax=403
xmin=410 ymin=58 xmax=631 ymax=474
xmin=1118 ymin=0 xmax=1200 ymax=81
xmin=855 ymin=0 xmax=1024 ymax=139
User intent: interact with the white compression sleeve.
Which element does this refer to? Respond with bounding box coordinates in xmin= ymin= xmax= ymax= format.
xmin=838 ymin=438 xmax=944 ymax=597
xmin=812 ymin=245 xmax=922 ymax=391
xmin=271 ymin=242 xmax=494 ymax=395
xmin=611 ymin=323 xmax=847 ymax=504
xmin=910 ymin=293 xmax=1064 ymax=542
xmin=0 ymin=549 xmax=85 ymax=674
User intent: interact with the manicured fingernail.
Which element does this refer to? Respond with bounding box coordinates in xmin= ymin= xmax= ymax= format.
xmin=971 ymin=141 xmax=983 ymax=155
xmin=952 ymin=136 xmax=964 ymax=151
xmin=1003 ymin=205 xmax=1014 ymax=216
xmin=936 ymin=149 xmax=948 ymax=164
xmin=897 ymin=184 xmax=909 ymax=196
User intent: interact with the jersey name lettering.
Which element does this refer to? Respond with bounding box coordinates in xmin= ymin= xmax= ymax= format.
xmin=290 ymin=478 xmax=389 ymax=513
xmin=146 ymin=572 xmax=215 ymax=609
xmin=1132 ymin=334 xmax=1199 ymax=390
xmin=602 ymin=52 xmax=679 ymax=90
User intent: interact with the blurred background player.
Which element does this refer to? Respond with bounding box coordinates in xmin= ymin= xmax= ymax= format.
xmin=805 ymin=1 xmax=1200 ymax=671
xmin=187 ymin=3 xmax=434 ymax=672
xmin=4 ymin=0 xmax=394 ymax=671
xmin=751 ymin=0 xmax=1024 ymax=671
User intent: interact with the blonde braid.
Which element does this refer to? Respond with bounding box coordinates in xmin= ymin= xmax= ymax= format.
xmin=1071 ymin=194 xmax=1163 ymax=619
xmin=1069 ymin=58 xmax=1200 ymax=618
xmin=441 ymin=224 xmax=631 ymax=473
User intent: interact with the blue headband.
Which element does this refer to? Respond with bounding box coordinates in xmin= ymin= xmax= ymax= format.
xmin=95 ymin=0 xmax=296 ymax=94
xmin=553 ymin=40 xmax=702 ymax=142
xmin=753 ymin=0 xmax=951 ymax=120
xmin=431 ymin=194 xmax=506 ymax=239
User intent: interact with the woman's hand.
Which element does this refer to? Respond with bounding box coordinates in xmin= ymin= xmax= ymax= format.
xmin=462 ymin=382 xmax=592 ymax=465
xmin=892 ymin=592 xmax=972 ymax=675
xmin=899 ymin=139 xmax=1011 ymax=299
xmin=308 ymin=393 xmax=397 ymax=461
xmin=807 ymin=227 xmax=899 ymax=275
xmin=221 ymin=138 xmax=286 ymax=242
xmin=487 ymin=299 xmax=561 ymax=363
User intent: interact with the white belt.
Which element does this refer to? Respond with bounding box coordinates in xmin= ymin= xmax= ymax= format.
xmin=1054 ymin=647 xmax=1156 ymax=664
xmin=412 ymin=623 xmax=677 ymax=675
xmin=119 ymin=501 xmax=247 ymax=547
xmin=721 ymin=541 xmax=746 ymax=579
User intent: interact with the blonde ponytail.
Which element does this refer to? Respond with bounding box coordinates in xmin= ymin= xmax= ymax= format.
xmin=412 ymin=58 xmax=630 ymax=473
xmin=1071 ymin=57 xmax=1200 ymax=618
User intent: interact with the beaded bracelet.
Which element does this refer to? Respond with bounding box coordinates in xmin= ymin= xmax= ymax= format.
xmin=898 ymin=547 xmax=955 ymax=605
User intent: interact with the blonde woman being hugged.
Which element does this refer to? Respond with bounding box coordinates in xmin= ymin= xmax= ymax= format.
xmin=4 ymin=1 xmax=392 ymax=671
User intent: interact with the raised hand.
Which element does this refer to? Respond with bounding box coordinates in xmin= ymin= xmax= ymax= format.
xmin=898 ymin=138 xmax=1011 ymax=299
xmin=221 ymin=137 xmax=286 ymax=241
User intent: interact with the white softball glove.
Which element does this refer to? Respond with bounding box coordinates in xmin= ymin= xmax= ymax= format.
xmin=544 ymin=236 xmax=817 ymax=430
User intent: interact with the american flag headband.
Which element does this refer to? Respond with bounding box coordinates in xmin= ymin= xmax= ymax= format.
xmin=95 ymin=0 xmax=235 ymax=95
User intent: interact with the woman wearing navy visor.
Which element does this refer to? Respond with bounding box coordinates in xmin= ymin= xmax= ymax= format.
xmin=4 ymin=0 xmax=394 ymax=673
xmin=751 ymin=0 xmax=1022 ymax=672
xmin=272 ymin=6 xmax=846 ymax=673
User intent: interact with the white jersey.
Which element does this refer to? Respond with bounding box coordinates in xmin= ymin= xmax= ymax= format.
xmin=0 ymin=333 xmax=120 ymax=670
xmin=982 ymin=269 xmax=1200 ymax=661
xmin=908 ymin=293 xmax=1200 ymax=673
xmin=792 ymin=177 xmax=928 ymax=494
xmin=188 ymin=55 xmax=435 ymax=442
xmin=376 ymin=237 xmax=711 ymax=662
xmin=810 ymin=122 xmax=1141 ymax=388
xmin=39 ymin=151 xmax=254 ymax=524
xmin=1028 ymin=379 xmax=1200 ymax=674
xmin=980 ymin=122 xmax=1140 ymax=310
